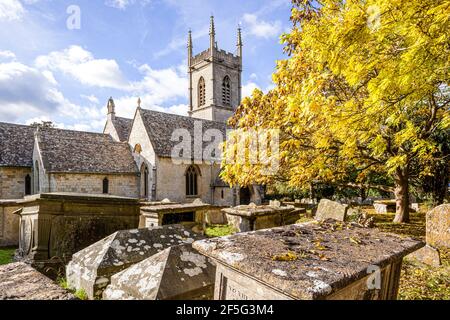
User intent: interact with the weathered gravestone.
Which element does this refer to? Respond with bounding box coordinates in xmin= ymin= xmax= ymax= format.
xmin=0 ymin=262 xmax=75 ymax=300
xmin=103 ymin=244 xmax=216 ymax=300
xmin=223 ymin=204 xmax=297 ymax=233
xmin=406 ymin=205 xmax=450 ymax=267
xmin=66 ymin=225 xmax=204 ymax=299
xmin=373 ymin=200 xmax=396 ymax=214
xmin=426 ymin=204 xmax=450 ymax=249
xmin=315 ymin=199 xmax=348 ymax=221
xmin=407 ymin=245 xmax=441 ymax=267
xmin=193 ymin=221 xmax=423 ymax=300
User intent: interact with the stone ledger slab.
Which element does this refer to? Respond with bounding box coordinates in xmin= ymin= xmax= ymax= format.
xmin=103 ymin=244 xmax=216 ymax=300
xmin=223 ymin=204 xmax=297 ymax=232
xmin=66 ymin=225 xmax=204 ymax=299
xmin=0 ymin=262 xmax=75 ymax=300
xmin=193 ymin=221 xmax=424 ymax=300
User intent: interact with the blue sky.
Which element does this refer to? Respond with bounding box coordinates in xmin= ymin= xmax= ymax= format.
xmin=0 ymin=0 xmax=292 ymax=131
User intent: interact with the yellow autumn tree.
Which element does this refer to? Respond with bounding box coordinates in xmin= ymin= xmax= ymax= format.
xmin=221 ymin=0 xmax=450 ymax=223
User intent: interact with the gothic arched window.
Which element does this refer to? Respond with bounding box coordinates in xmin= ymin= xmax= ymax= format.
xmin=185 ymin=165 xmax=199 ymax=196
xmin=222 ymin=76 xmax=231 ymax=106
xmin=198 ymin=77 xmax=206 ymax=107
xmin=25 ymin=174 xmax=31 ymax=196
xmin=103 ymin=177 xmax=109 ymax=194
xmin=141 ymin=164 xmax=149 ymax=198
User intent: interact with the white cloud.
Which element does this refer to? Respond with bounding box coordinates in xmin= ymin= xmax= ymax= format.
xmin=35 ymin=45 xmax=128 ymax=90
xmin=242 ymin=13 xmax=282 ymax=39
xmin=130 ymin=63 xmax=188 ymax=103
xmin=242 ymin=82 xmax=260 ymax=98
xmin=0 ymin=61 xmax=61 ymax=121
xmin=81 ymin=94 xmax=100 ymax=104
xmin=105 ymin=0 xmax=151 ymax=10
xmin=0 ymin=50 xmax=16 ymax=61
xmin=0 ymin=53 xmax=106 ymax=132
xmin=0 ymin=0 xmax=24 ymax=22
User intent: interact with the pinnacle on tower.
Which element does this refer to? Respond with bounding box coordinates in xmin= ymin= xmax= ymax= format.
xmin=209 ymin=15 xmax=216 ymax=55
xmin=107 ymin=97 xmax=115 ymax=115
xmin=237 ymin=26 xmax=243 ymax=57
xmin=187 ymin=29 xmax=193 ymax=50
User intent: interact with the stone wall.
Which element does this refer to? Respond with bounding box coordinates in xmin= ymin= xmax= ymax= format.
xmin=127 ymin=111 xmax=157 ymax=200
xmin=0 ymin=167 xmax=32 ymax=199
xmin=0 ymin=200 xmax=21 ymax=247
xmin=103 ymin=114 xmax=120 ymax=142
xmin=155 ymin=158 xmax=234 ymax=205
xmin=41 ymin=173 xmax=139 ymax=198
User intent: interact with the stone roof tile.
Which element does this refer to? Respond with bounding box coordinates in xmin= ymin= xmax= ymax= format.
xmin=112 ymin=116 xmax=133 ymax=142
xmin=37 ymin=127 xmax=138 ymax=174
xmin=139 ymin=108 xmax=227 ymax=159
xmin=0 ymin=122 xmax=35 ymax=167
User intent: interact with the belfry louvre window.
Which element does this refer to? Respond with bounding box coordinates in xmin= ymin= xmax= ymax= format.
xmin=185 ymin=165 xmax=199 ymax=196
xmin=198 ymin=77 xmax=206 ymax=107
xmin=222 ymin=76 xmax=231 ymax=106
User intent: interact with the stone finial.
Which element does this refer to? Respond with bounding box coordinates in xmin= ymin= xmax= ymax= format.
xmin=237 ymin=26 xmax=243 ymax=57
xmin=187 ymin=29 xmax=193 ymax=67
xmin=209 ymin=15 xmax=216 ymax=55
xmin=137 ymin=97 xmax=141 ymax=109
xmin=187 ymin=29 xmax=193 ymax=49
xmin=209 ymin=15 xmax=215 ymax=36
xmin=107 ymin=97 xmax=115 ymax=115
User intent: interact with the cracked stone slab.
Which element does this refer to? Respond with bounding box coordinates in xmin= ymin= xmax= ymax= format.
xmin=103 ymin=244 xmax=215 ymax=300
xmin=66 ymin=225 xmax=204 ymax=299
xmin=193 ymin=220 xmax=424 ymax=300
xmin=0 ymin=263 xmax=75 ymax=300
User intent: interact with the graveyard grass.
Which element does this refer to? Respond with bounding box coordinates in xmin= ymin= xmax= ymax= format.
xmin=0 ymin=247 xmax=15 ymax=265
xmin=205 ymin=224 xmax=236 ymax=238
xmin=365 ymin=210 xmax=449 ymax=300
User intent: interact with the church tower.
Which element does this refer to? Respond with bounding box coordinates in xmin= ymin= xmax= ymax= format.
xmin=188 ymin=16 xmax=243 ymax=123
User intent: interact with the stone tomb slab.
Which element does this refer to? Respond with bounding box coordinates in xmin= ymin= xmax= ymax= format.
xmin=139 ymin=202 xmax=211 ymax=228
xmin=0 ymin=262 xmax=75 ymax=300
xmin=103 ymin=244 xmax=216 ymax=300
xmin=426 ymin=204 xmax=450 ymax=249
xmin=193 ymin=220 xmax=424 ymax=300
xmin=315 ymin=199 xmax=348 ymax=221
xmin=223 ymin=204 xmax=297 ymax=233
xmin=66 ymin=225 xmax=204 ymax=299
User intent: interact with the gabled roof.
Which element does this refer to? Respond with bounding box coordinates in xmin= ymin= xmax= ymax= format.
xmin=139 ymin=108 xmax=227 ymax=159
xmin=36 ymin=127 xmax=138 ymax=174
xmin=112 ymin=116 xmax=133 ymax=142
xmin=0 ymin=122 xmax=36 ymax=167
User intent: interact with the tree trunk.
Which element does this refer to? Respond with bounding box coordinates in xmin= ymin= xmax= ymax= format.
xmin=393 ymin=168 xmax=410 ymax=223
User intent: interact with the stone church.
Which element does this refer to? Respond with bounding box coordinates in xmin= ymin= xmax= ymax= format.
xmin=0 ymin=17 xmax=261 ymax=207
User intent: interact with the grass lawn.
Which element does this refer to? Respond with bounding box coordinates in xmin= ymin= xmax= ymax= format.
xmin=0 ymin=247 xmax=16 ymax=265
